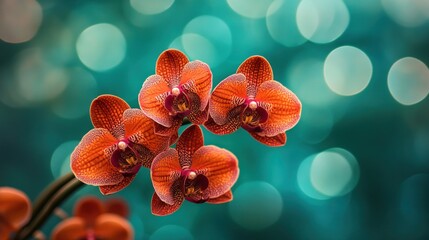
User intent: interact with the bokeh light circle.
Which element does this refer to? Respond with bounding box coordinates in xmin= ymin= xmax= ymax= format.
xmin=381 ymin=0 xmax=429 ymax=27
xmin=50 ymin=141 xmax=79 ymax=179
xmin=298 ymin=148 xmax=360 ymax=199
xmin=266 ymin=0 xmax=307 ymax=47
xmin=14 ymin=48 xmax=69 ymax=104
xmin=296 ymin=0 xmax=349 ymax=44
xmin=180 ymin=15 xmax=232 ymax=67
xmin=130 ymin=0 xmax=174 ymax=15
xmin=227 ymin=0 xmax=274 ymax=19
xmin=310 ymin=148 xmax=359 ymax=197
xmin=324 ymin=46 xmax=373 ymax=96
xmin=76 ymin=23 xmax=126 ymax=71
xmin=297 ymin=154 xmax=330 ymax=200
xmin=229 ymin=181 xmax=282 ymax=230
xmin=150 ymin=225 xmax=193 ymax=240
xmin=18 ymin=68 xmax=69 ymax=103
xmin=0 ymin=0 xmax=42 ymax=43
xmin=387 ymin=57 xmax=429 ymax=105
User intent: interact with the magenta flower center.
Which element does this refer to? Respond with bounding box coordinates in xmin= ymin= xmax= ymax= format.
xmin=110 ymin=140 xmax=142 ymax=174
xmin=77 ymin=229 xmax=97 ymax=240
xmin=181 ymin=169 xmax=209 ymax=203
xmin=240 ymin=99 xmax=268 ymax=132
xmin=164 ymin=86 xmax=191 ymax=117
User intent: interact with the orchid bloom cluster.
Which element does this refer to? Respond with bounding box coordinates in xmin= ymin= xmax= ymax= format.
xmin=52 ymin=197 xmax=133 ymax=240
xmin=70 ymin=49 xmax=302 ymax=216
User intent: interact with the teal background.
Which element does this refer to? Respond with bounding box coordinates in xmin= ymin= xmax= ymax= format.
xmin=1 ymin=0 xmax=429 ymax=239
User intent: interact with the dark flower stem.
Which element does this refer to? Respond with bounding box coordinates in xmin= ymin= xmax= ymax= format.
xmin=13 ymin=176 xmax=84 ymax=240
xmin=14 ymin=172 xmax=76 ymax=239
xmin=14 ymin=119 xmax=193 ymax=239
xmin=31 ymin=172 xmax=76 ymax=220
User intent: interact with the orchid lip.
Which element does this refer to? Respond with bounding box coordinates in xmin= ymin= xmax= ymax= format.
xmin=255 ymin=106 xmax=268 ymax=123
xmin=164 ymin=87 xmax=191 ymax=117
xmin=110 ymin=141 xmax=142 ymax=174
xmin=243 ymin=98 xmax=268 ymax=122
xmin=186 ymin=196 xmax=208 ymax=204
xmin=181 ymin=169 xmax=209 ymax=204
xmin=240 ymin=100 xmax=268 ymax=132
xmin=242 ymin=123 xmax=262 ymax=132
xmin=79 ymin=229 xmax=96 ymax=240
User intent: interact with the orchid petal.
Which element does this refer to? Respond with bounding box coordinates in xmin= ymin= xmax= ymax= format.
xmin=180 ymin=60 xmax=212 ymax=111
xmin=74 ymin=197 xmax=104 ymax=226
xmin=209 ymin=73 xmax=247 ymax=125
xmin=237 ymin=56 xmax=273 ymax=96
xmin=90 ymin=95 xmax=130 ymax=138
xmin=0 ymin=187 xmax=31 ymax=230
xmin=139 ymin=75 xmax=172 ymax=127
xmin=150 ymin=149 xmax=182 ymax=205
xmin=168 ymin=131 xmax=179 ymax=146
xmin=191 ymin=146 xmax=239 ymax=198
xmin=156 ymin=49 xmax=189 ymax=87
xmin=249 ymin=131 xmax=286 ymax=147
xmin=123 ymin=109 xmax=154 ymax=139
xmin=94 ymin=214 xmax=134 ymax=240
xmin=186 ymin=94 xmax=209 ymax=125
xmin=105 ymin=199 xmax=129 ymax=218
xmin=177 ymin=125 xmax=204 ymax=168
xmin=123 ymin=109 xmax=170 ymax=158
xmin=256 ymin=80 xmax=302 ymax=136
xmin=151 ymin=192 xmax=183 ymax=216
xmin=71 ymin=129 xmax=123 ymax=186
xmin=204 ymin=111 xmax=242 ymax=135
xmin=51 ymin=217 xmax=86 ymax=240
xmin=183 ymin=173 xmax=210 ymax=203
xmin=0 ymin=229 xmax=9 ymax=240
xmin=207 ymin=190 xmax=233 ymax=204
xmin=99 ymin=174 xmax=137 ymax=195
xmin=154 ymin=119 xmax=182 ymax=137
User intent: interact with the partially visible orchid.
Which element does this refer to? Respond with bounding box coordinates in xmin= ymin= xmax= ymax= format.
xmin=205 ymin=56 xmax=302 ymax=146
xmin=51 ymin=197 xmax=133 ymax=240
xmin=0 ymin=187 xmax=31 ymax=240
xmin=71 ymin=95 xmax=170 ymax=195
xmin=138 ymin=49 xmax=212 ymax=139
xmin=150 ymin=125 xmax=239 ymax=216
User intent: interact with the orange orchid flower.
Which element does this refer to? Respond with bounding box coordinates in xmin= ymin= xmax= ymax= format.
xmin=204 ymin=56 xmax=302 ymax=146
xmin=138 ymin=49 xmax=212 ymax=138
xmin=0 ymin=187 xmax=31 ymax=240
xmin=104 ymin=198 xmax=129 ymax=218
xmin=71 ymin=95 xmax=170 ymax=195
xmin=52 ymin=197 xmax=133 ymax=240
xmin=150 ymin=125 xmax=239 ymax=216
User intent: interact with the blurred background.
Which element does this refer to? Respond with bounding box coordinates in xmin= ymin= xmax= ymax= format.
xmin=1 ymin=0 xmax=429 ymax=239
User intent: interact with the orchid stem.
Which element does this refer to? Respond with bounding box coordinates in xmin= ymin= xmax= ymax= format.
xmin=15 ymin=172 xmax=75 ymax=239
xmin=31 ymin=172 xmax=75 ymax=220
xmin=14 ymin=176 xmax=84 ymax=240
